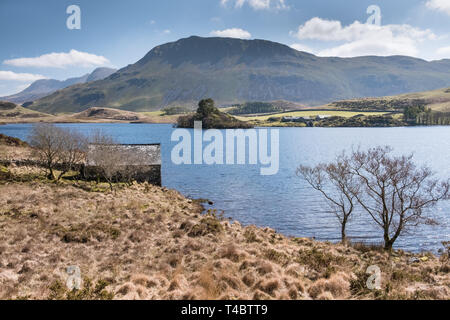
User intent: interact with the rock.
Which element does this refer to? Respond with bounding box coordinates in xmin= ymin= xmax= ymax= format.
xmin=408 ymin=257 xmax=420 ymax=264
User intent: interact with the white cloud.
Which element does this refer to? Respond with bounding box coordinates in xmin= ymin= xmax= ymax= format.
xmin=318 ymin=38 xmax=418 ymax=58
xmin=292 ymin=18 xmax=437 ymax=58
xmin=13 ymin=83 xmax=32 ymax=93
xmin=293 ymin=18 xmax=435 ymax=42
xmin=290 ymin=43 xmax=314 ymax=53
xmin=426 ymin=0 xmax=450 ymax=15
xmin=3 ymin=50 xmax=110 ymax=68
xmin=163 ymin=29 xmax=171 ymax=34
xmin=0 ymin=83 xmax=34 ymax=97
xmin=210 ymin=28 xmax=252 ymax=39
xmin=0 ymin=70 xmax=47 ymax=82
xmin=437 ymin=46 xmax=450 ymax=57
xmin=220 ymin=0 xmax=288 ymax=10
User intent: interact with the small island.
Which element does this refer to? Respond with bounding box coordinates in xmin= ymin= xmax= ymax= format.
xmin=177 ymin=99 xmax=253 ymax=129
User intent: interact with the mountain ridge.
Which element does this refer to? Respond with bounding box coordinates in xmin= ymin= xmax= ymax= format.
xmin=0 ymin=67 xmax=117 ymax=105
xmin=29 ymin=36 xmax=450 ymax=114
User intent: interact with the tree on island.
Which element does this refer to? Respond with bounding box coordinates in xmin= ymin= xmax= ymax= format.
xmin=177 ymin=98 xmax=252 ymax=129
xmin=197 ymin=98 xmax=217 ymax=117
xmin=299 ymin=146 xmax=450 ymax=251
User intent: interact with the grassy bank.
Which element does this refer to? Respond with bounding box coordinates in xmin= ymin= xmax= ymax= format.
xmin=236 ymin=110 xmax=390 ymax=122
xmin=0 ymin=103 xmax=178 ymax=124
xmin=0 ymin=143 xmax=449 ymax=300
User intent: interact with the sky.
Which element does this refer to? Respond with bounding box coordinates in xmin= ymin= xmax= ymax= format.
xmin=1 ymin=0 xmax=450 ymax=96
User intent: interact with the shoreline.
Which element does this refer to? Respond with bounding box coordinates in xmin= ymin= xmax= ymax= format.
xmin=2 ymin=120 xmax=450 ymax=129
xmin=0 ymin=141 xmax=449 ymax=300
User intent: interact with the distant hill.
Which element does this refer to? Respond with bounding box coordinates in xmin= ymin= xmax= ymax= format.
xmin=330 ymin=87 xmax=450 ymax=112
xmin=0 ymin=102 xmax=180 ymax=124
xmin=29 ymin=36 xmax=450 ymax=114
xmin=0 ymin=101 xmax=50 ymax=119
xmin=85 ymin=68 xmax=118 ymax=83
xmin=72 ymin=107 xmax=141 ymax=121
xmin=0 ymin=67 xmax=117 ymax=105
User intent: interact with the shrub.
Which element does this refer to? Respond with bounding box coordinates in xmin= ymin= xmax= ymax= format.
xmin=228 ymin=102 xmax=282 ymax=115
xmin=349 ymin=270 xmax=373 ymax=296
xmin=0 ymin=134 xmax=29 ymax=147
xmin=177 ymin=99 xmax=253 ymax=129
xmin=48 ymin=278 xmax=114 ymax=300
xmin=264 ymin=249 xmax=289 ymax=266
xmin=258 ymin=279 xmax=280 ymax=296
xmin=308 ymin=274 xmax=349 ymax=299
xmin=29 ymin=124 xmax=87 ymax=180
xmin=188 ymin=217 xmax=223 ymax=237
xmin=162 ymin=106 xmax=192 ymax=115
xmin=297 ymin=248 xmax=345 ymax=272
xmin=220 ymin=244 xmax=240 ymax=262
xmin=243 ymin=228 xmax=261 ymax=243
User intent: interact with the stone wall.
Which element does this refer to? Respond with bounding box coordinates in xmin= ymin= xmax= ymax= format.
xmin=82 ymin=165 xmax=161 ymax=186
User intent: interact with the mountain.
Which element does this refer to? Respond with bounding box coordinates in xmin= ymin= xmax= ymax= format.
xmin=86 ymin=68 xmax=118 ymax=83
xmin=29 ymin=36 xmax=450 ymax=114
xmin=0 ymin=67 xmax=117 ymax=105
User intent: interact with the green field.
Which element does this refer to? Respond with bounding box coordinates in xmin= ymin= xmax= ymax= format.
xmin=140 ymin=111 xmax=166 ymax=117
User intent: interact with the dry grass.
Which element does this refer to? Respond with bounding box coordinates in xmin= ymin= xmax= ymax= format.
xmin=307 ymin=273 xmax=350 ymax=299
xmin=0 ymin=144 xmax=449 ymax=300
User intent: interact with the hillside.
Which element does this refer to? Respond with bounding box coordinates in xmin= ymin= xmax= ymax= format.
xmin=0 ymin=67 xmax=117 ymax=105
xmin=71 ymin=107 xmax=142 ymax=121
xmin=29 ymin=36 xmax=450 ymax=114
xmin=329 ymin=87 xmax=450 ymax=112
xmin=0 ymin=141 xmax=449 ymax=300
xmin=0 ymin=101 xmax=50 ymax=119
xmin=0 ymin=102 xmax=177 ymax=124
xmin=85 ymin=68 xmax=118 ymax=83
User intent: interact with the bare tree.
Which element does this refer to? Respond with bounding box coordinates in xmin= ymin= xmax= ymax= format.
xmin=348 ymin=146 xmax=449 ymax=251
xmin=297 ymin=153 xmax=359 ymax=243
xmin=29 ymin=124 xmax=87 ymax=180
xmin=88 ymin=131 xmax=122 ymax=191
xmin=29 ymin=124 xmax=63 ymax=179
xmin=55 ymin=129 xmax=88 ymax=181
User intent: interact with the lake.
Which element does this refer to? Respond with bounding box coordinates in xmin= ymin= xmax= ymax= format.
xmin=1 ymin=123 xmax=449 ymax=253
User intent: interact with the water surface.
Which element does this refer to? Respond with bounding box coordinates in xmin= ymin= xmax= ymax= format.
xmin=1 ymin=123 xmax=449 ymax=253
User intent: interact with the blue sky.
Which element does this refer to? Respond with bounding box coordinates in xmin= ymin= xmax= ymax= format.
xmin=1 ymin=0 xmax=450 ymax=96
